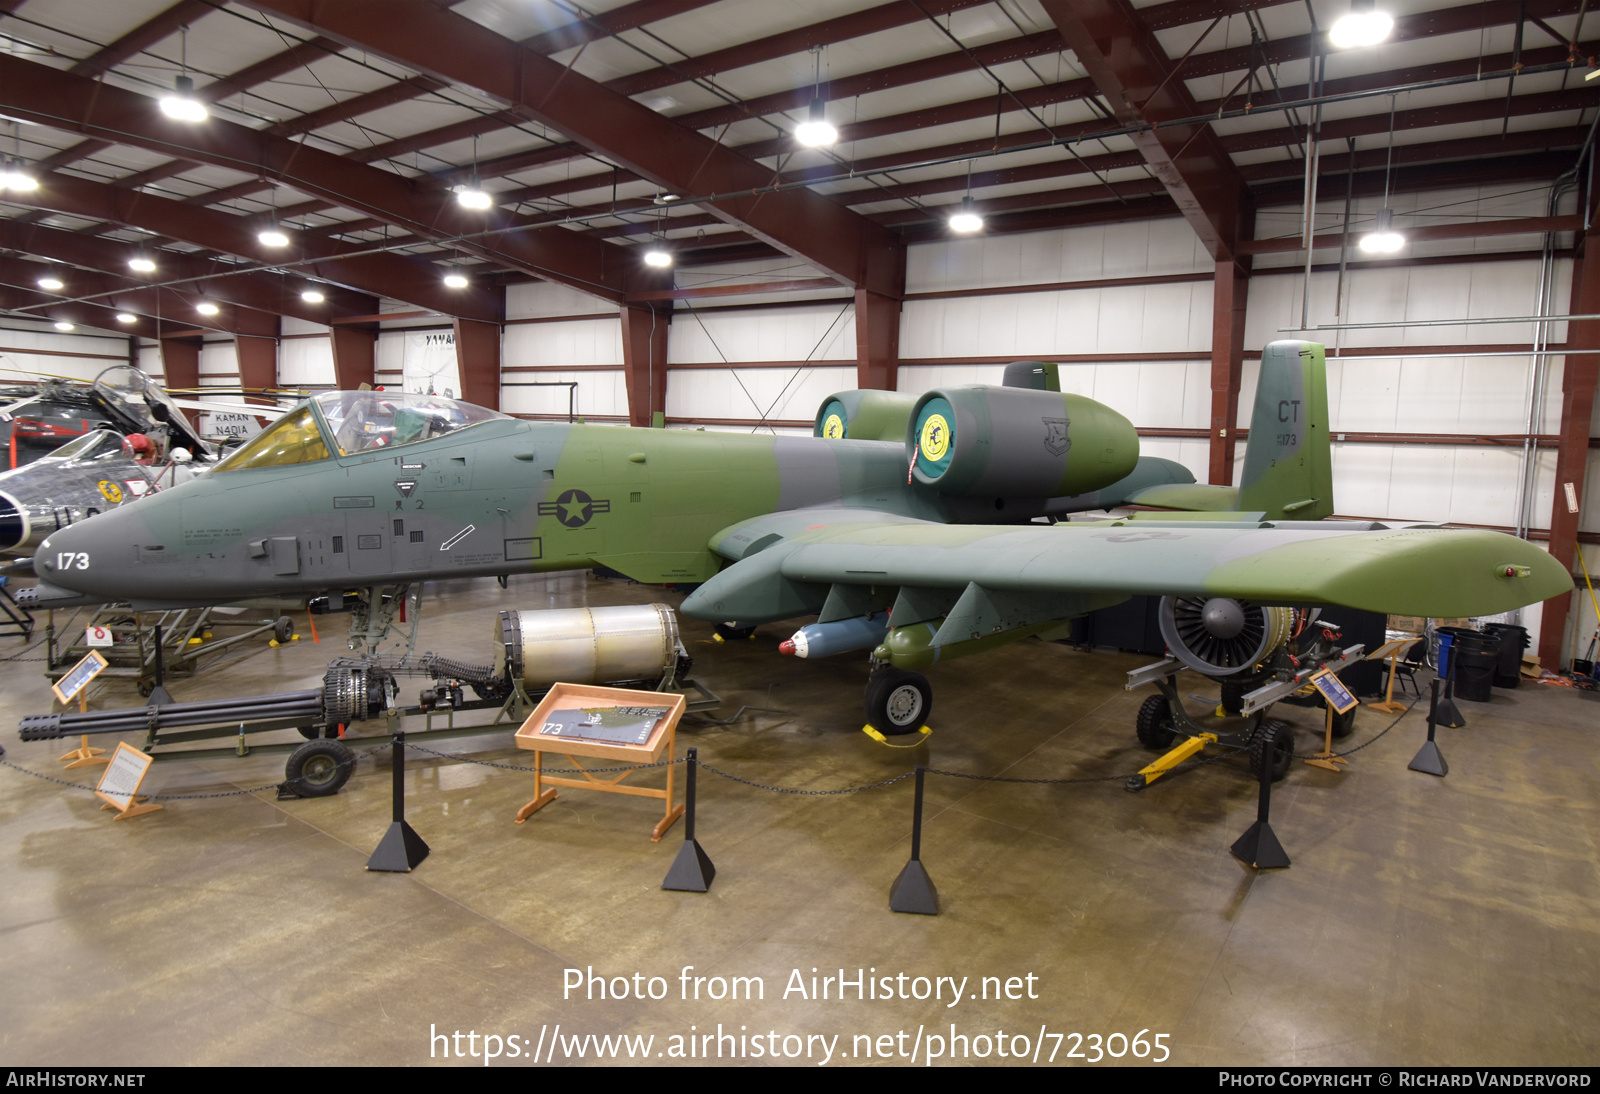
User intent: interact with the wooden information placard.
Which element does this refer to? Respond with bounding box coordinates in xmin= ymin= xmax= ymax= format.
xmin=1306 ymin=668 xmax=1357 ymax=773
xmin=53 ymin=650 xmax=110 ymax=768
xmin=94 ymin=742 xmax=163 ymax=820
xmin=1366 ymin=634 xmax=1423 ymax=714
xmin=513 ymin=682 xmax=688 ymax=841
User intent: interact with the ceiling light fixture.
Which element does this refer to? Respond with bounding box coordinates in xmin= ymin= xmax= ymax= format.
xmin=0 ymin=156 xmax=37 ymax=191
xmin=53 ymin=320 xmax=74 ymax=332
xmin=795 ymin=97 xmax=837 ymax=147
xmin=37 ymin=275 xmax=64 ymax=291
xmin=116 ymin=313 xmax=137 ymax=324
xmin=1359 ymin=95 xmax=1405 ymax=255
xmin=642 ymin=246 xmax=672 ymax=268
xmin=258 ymin=226 xmax=289 ymax=247
xmin=443 ymin=271 xmax=469 ymax=289
xmin=794 ymin=47 xmax=837 ymax=148
xmin=1329 ymin=0 xmax=1393 ymax=48
xmin=948 ymin=195 xmax=984 ymax=233
xmin=1359 ymin=207 xmax=1405 ymax=254
xmin=128 ymin=254 xmax=156 ymax=273
xmin=196 ymin=301 xmax=220 ymax=316
xmin=301 ymin=288 xmax=325 ymax=303
xmin=455 ymin=183 xmax=492 ymax=210
xmin=159 ymin=28 xmax=208 ymax=122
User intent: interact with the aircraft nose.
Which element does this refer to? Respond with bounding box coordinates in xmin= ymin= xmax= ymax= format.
xmin=37 ymin=519 xmax=116 ymax=593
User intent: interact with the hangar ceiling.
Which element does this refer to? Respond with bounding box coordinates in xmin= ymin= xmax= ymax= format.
xmin=0 ymin=0 xmax=1592 ymax=337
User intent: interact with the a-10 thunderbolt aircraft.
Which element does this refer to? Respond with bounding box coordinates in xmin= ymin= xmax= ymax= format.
xmin=26 ymin=340 xmax=1571 ymax=732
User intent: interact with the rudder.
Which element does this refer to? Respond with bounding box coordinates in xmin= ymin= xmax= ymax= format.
xmin=1236 ymin=339 xmax=1333 ymax=520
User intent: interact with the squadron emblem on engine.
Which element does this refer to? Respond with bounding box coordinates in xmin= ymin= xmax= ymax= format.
xmin=1042 ymin=417 xmax=1070 ymax=457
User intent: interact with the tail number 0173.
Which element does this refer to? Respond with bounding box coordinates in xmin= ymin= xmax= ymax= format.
xmin=56 ymin=552 xmax=90 ymax=571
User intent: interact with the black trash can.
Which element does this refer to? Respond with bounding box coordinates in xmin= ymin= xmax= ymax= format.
xmin=1451 ymin=630 xmax=1500 ymax=702
xmin=1482 ymin=623 xmax=1529 ymax=689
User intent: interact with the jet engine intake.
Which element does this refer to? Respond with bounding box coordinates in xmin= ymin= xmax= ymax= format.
xmin=814 ymin=389 xmax=918 ymax=442
xmin=907 ymin=386 xmax=1138 ymax=499
xmin=1157 ymin=595 xmax=1294 ymax=677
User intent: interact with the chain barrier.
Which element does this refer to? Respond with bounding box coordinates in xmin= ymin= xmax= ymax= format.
xmin=1 ymin=696 xmax=1426 ymax=804
xmin=1288 ymin=695 xmax=1419 ymax=760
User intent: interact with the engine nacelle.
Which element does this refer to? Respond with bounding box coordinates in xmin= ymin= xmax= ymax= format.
xmin=814 ymin=390 xmax=918 ymax=442
xmin=1157 ymin=595 xmax=1294 ymax=677
xmin=907 ymin=386 xmax=1138 ymax=499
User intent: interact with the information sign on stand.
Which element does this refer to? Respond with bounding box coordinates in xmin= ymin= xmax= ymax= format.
xmin=84 ymin=625 xmax=113 ymax=649
xmin=513 ymin=682 xmax=688 ymax=841
xmin=53 ymin=650 xmax=109 ymax=768
xmin=1306 ymin=668 xmax=1357 ymax=772
xmin=94 ymin=742 xmax=163 ymax=820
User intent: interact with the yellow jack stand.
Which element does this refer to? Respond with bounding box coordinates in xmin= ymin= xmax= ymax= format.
xmin=1133 ymin=732 xmax=1218 ymax=788
xmin=1305 ymin=704 xmax=1349 ymax=773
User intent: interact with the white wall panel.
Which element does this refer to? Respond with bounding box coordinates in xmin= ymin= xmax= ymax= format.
xmin=0 ymin=325 xmax=131 ymax=382
xmin=198 ymin=342 xmax=236 ymax=385
xmin=502 ymin=370 xmax=627 ymax=419
xmin=666 ymin=365 xmax=855 ymax=423
xmin=280 ymin=316 xmax=328 ymax=336
xmin=137 ymin=343 xmax=163 ymax=380
xmin=506 ymin=282 xmax=617 ymax=320
xmin=667 ymin=303 xmax=855 ymax=364
xmin=279 ymin=337 xmax=334 ymax=387
xmin=504 ymin=316 xmax=622 ymax=368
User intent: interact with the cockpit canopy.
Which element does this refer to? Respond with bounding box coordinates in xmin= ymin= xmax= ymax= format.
xmin=212 ymin=391 xmax=507 ymax=473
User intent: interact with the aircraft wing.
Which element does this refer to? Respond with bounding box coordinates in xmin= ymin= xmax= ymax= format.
xmin=681 ymin=513 xmax=1571 ymax=624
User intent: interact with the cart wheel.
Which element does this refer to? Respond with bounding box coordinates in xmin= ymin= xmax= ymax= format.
xmin=865 ymin=669 xmax=932 ymax=735
xmin=713 ymin=623 xmax=757 ymax=641
xmin=1135 ymin=694 xmax=1178 ymax=749
xmin=273 ymin=616 xmax=294 ymax=643
xmin=137 ymin=679 xmax=154 ymax=698
xmin=285 ymin=739 xmax=354 ymax=797
xmin=1248 ymin=719 xmax=1295 ymax=781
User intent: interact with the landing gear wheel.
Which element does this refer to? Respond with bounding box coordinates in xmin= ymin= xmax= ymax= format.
xmin=273 ymin=616 xmax=294 ymax=643
xmin=1135 ymin=694 xmax=1178 ymax=749
xmin=1248 ymin=719 xmax=1295 ymax=782
xmin=866 ymin=669 xmax=932 ymax=735
xmin=285 ymin=739 xmax=354 ymax=797
xmin=713 ymin=623 xmax=757 ymax=641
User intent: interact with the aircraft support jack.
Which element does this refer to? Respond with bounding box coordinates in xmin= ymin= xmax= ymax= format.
xmin=662 ymin=748 xmax=716 ymax=893
xmin=889 ymin=766 xmax=939 ymax=915
xmin=367 ymin=729 xmax=430 ymax=873
xmin=348 ymin=584 xmax=423 ymax=658
xmin=1126 ymin=675 xmax=1260 ymax=791
xmin=1409 ymin=680 xmax=1450 ymax=777
xmin=1434 ymin=662 xmax=1467 ymax=729
xmin=1231 ymin=738 xmax=1291 ymax=869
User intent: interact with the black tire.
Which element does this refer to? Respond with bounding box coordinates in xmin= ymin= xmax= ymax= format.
xmin=273 ymin=616 xmax=294 ymax=643
xmin=285 ymin=739 xmax=354 ymax=797
xmin=1135 ymin=694 xmax=1178 ymax=749
xmin=865 ymin=669 xmax=932 ymax=734
xmin=1248 ymin=719 xmax=1295 ymax=782
xmin=714 ymin=623 xmax=757 ymax=641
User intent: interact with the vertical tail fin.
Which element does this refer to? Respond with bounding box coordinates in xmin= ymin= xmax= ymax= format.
xmin=1237 ymin=339 xmax=1333 ymax=520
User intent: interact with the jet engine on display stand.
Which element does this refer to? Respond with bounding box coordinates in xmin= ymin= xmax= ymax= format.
xmin=19 ymin=603 xmax=712 ymax=798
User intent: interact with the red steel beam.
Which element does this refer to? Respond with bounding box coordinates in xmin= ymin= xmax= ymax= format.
xmin=452 ymin=317 xmax=502 ymax=410
xmin=620 ymin=305 xmax=669 ymax=426
xmin=0 ymin=53 xmax=633 ymax=305
xmin=0 ymin=257 xmax=278 ymax=338
xmin=240 ymin=1 xmax=906 ymax=298
xmin=69 ymin=0 xmax=212 ymax=78
xmin=1039 ymin=0 xmax=1250 ymax=263
xmin=1540 ymin=223 xmax=1600 ymax=670
xmin=330 ymin=327 xmax=377 ymax=390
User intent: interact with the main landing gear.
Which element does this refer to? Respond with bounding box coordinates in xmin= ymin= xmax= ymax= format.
xmin=865 ymin=668 xmax=933 ymax=736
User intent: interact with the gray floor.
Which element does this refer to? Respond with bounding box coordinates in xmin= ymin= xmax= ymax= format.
xmin=1 ymin=572 xmax=1596 ymax=1067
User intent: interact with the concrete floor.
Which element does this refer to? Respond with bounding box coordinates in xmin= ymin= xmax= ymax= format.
xmin=1 ymin=571 xmax=1596 ymax=1067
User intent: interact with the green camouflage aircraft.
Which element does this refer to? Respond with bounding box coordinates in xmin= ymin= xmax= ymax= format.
xmin=27 ymin=340 xmax=1570 ymax=731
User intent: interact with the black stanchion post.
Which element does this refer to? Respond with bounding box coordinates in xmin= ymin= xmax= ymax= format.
xmin=662 ymin=748 xmax=715 ymax=892
xmin=367 ymin=730 xmax=429 ymax=872
xmin=1435 ymin=656 xmax=1466 ymax=728
xmin=889 ymin=766 xmax=939 ymax=914
xmin=1409 ymin=679 xmax=1450 ymax=777
xmin=145 ymin=623 xmax=174 ymax=706
xmin=1230 ymin=745 xmax=1291 ymax=869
